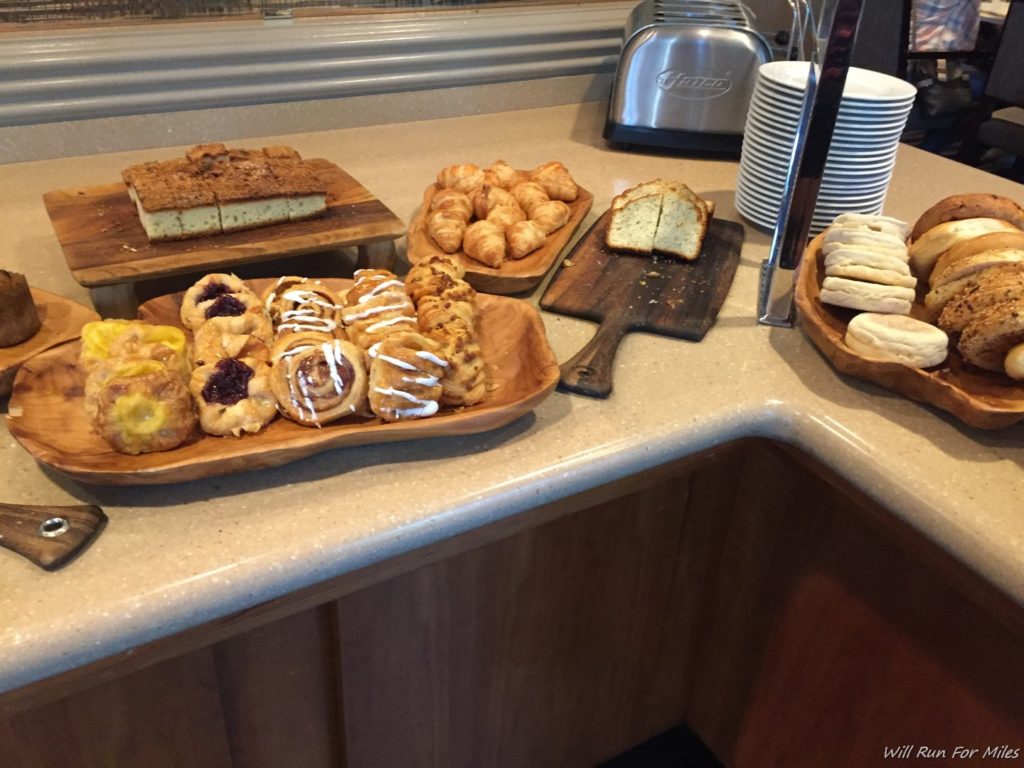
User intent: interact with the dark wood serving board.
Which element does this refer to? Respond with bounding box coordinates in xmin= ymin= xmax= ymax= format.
xmin=44 ymin=159 xmax=405 ymax=287
xmin=540 ymin=209 xmax=744 ymax=398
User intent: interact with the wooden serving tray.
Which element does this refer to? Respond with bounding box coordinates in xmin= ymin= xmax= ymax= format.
xmin=0 ymin=289 xmax=98 ymax=398
xmin=44 ymin=160 xmax=406 ymax=288
xmin=6 ymin=278 xmax=560 ymax=485
xmin=795 ymin=232 xmax=1024 ymax=429
xmin=406 ymin=183 xmax=593 ymax=295
xmin=540 ymin=209 xmax=744 ymax=398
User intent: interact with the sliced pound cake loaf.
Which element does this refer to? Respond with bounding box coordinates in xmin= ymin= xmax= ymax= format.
xmin=605 ymin=179 xmax=709 ymax=260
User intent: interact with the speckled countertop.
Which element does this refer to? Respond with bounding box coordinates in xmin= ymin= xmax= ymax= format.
xmin=1 ymin=101 xmax=1022 ymax=696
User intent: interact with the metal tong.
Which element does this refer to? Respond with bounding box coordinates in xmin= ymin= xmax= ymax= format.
xmin=757 ymin=0 xmax=865 ymax=327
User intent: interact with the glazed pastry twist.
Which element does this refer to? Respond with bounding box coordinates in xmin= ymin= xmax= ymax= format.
xmin=341 ymin=269 xmax=418 ymax=352
xmin=269 ymin=332 xmax=368 ymax=426
xmin=262 ymin=276 xmax=344 ymax=337
xmin=404 ymin=255 xmax=489 ymax=407
xmin=405 ymin=255 xmax=467 ymax=306
xmin=368 ymin=332 xmax=448 ymax=422
xmin=192 ymin=313 xmax=274 ymax=367
xmin=190 ymin=357 xmax=277 ymax=437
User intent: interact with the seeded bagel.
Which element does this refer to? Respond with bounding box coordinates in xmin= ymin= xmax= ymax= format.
xmin=936 ymin=263 xmax=1024 ymax=333
xmin=911 ymin=193 xmax=1024 ymax=241
xmin=909 ymin=218 xmax=1020 ymax=280
xmin=958 ymin=302 xmax=1024 ymax=371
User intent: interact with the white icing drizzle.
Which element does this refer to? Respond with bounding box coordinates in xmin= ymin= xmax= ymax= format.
xmin=342 ymin=301 xmax=410 ymax=323
xmin=373 ymin=386 xmax=439 ymax=418
xmin=415 ymin=350 xmax=449 ymax=368
xmin=366 ymin=315 xmax=416 ymax=333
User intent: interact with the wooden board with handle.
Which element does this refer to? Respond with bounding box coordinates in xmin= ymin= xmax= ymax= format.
xmin=44 ymin=159 xmax=405 ymax=287
xmin=539 ymin=210 xmax=744 ymax=398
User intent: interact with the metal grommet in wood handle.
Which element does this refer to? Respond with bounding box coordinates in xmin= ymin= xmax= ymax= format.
xmin=0 ymin=502 xmax=107 ymax=571
xmin=557 ymin=319 xmax=629 ymax=399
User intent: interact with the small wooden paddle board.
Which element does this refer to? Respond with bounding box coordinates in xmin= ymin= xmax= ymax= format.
xmin=539 ymin=210 xmax=744 ymax=398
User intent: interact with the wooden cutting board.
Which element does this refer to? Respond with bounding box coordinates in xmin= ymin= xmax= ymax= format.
xmin=539 ymin=210 xmax=744 ymax=398
xmin=44 ymin=159 xmax=405 ymax=287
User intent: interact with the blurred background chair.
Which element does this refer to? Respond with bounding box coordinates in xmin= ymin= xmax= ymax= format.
xmin=959 ymin=0 xmax=1024 ymax=180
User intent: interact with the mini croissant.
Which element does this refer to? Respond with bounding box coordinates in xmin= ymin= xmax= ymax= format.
xmin=430 ymin=188 xmax=473 ymax=220
xmin=427 ymin=209 xmax=469 ymax=254
xmin=463 ymin=220 xmax=507 ymax=268
xmin=530 ymin=200 xmax=571 ymax=235
xmin=483 ymin=160 xmax=522 ymax=189
xmin=506 ymin=220 xmax=547 ymax=260
xmin=530 ymin=161 xmax=578 ymax=202
xmin=487 ymin=203 xmax=527 ymax=231
xmin=511 ymin=181 xmax=550 ymax=217
xmin=471 ymin=185 xmax=518 ymax=220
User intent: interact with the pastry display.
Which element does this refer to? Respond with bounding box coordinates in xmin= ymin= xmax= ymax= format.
xmin=190 ymin=357 xmax=277 ymax=437
xmin=262 ymin=276 xmax=344 ymax=337
xmin=426 ymin=160 xmax=580 ymax=267
xmin=0 ymin=270 xmax=42 ymax=347
xmin=122 ymin=143 xmax=328 ymax=242
xmin=269 ymin=332 xmax=368 ymax=426
xmin=180 ymin=273 xmax=264 ymax=331
xmin=605 ymin=179 xmax=711 ymax=261
xmin=80 ymin=319 xmax=197 ymax=454
xmin=368 ymin=332 xmax=448 ymax=422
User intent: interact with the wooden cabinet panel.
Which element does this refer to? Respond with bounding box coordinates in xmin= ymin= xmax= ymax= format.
xmin=213 ymin=605 xmax=345 ymax=768
xmin=335 ymin=453 xmax=737 ymax=768
xmin=0 ymin=647 xmax=233 ymax=768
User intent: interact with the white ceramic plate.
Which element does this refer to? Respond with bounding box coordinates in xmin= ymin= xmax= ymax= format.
xmin=757 ymin=61 xmax=918 ymax=102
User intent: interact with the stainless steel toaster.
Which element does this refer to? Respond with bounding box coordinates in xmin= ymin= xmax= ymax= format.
xmin=605 ymin=0 xmax=773 ymax=154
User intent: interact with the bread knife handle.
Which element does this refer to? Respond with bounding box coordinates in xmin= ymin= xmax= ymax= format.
xmin=0 ymin=502 xmax=107 ymax=571
xmin=558 ymin=318 xmax=629 ymax=399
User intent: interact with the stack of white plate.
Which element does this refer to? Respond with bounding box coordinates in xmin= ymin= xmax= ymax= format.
xmin=735 ymin=61 xmax=917 ymax=233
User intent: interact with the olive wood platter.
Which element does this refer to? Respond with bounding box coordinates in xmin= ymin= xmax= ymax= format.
xmin=406 ymin=183 xmax=593 ymax=295
xmin=6 ymin=278 xmax=560 ymax=485
xmin=0 ymin=289 xmax=99 ymax=398
xmin=539 ymin=209 xmax=745 ymax=398
xmin=795 ymin=231 xmax=1024 ymax=429
xmin=43 ymin=160 xmax=406 ymax=288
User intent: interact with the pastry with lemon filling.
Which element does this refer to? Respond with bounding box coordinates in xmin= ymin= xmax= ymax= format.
xmin=85 ymin=360 xmax=196 ymax=455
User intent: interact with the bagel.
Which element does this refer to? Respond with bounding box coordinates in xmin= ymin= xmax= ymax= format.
xmin=929 ymin=248 xmax=1024 ymax=290
xmin=844 ymin=312 xmax=948 ymax=368
xmin=958 ymin=303 xmax=1024 ymax=371
xmin=911 ymin=193 xmax=1024 ymax=241
xmin=936 ymin=263 xmax=1024 ymax=333
xmin=929 ymin=230 xmax=1024 ymax=286
xmin=908 ymin=218 xmax=1020 ymax=279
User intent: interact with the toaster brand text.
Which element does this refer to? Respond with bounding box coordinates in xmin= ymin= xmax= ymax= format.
xmin=656 ymin=70 xmax=732 ymax=99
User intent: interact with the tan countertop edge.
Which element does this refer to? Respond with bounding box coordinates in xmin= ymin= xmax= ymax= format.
xmin=1 ymin=101 xmax=1022 ymax=697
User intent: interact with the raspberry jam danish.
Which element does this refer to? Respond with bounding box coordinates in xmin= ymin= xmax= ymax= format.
xmin=269 ymin=332 xmax=368 ymax=426
xmin=189 ymin=357 xmax=277 ymax=437
xmin=180 ymin=273 xmax=264 ymax=331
